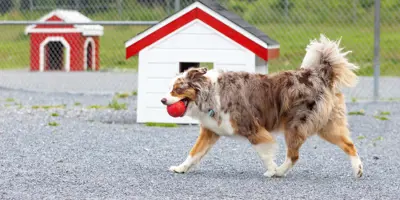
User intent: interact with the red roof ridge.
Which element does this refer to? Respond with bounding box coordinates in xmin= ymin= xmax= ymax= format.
xmin=125 ymin=1 xmax=279 ymax=61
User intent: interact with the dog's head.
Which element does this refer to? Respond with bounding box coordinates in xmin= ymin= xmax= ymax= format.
xmin=160 ymin=67 xmax=209 ymax=116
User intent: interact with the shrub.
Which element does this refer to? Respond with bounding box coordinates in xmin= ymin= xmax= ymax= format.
xmin=0 ymin=0 xmax=13 ymax=15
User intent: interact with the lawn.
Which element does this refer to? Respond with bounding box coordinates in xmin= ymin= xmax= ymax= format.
xmin=0 ymin=23 xmax=399 ymax=76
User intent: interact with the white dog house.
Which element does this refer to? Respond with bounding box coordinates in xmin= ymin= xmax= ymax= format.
xmin=125 ymin=0 xmax=280 ymax=124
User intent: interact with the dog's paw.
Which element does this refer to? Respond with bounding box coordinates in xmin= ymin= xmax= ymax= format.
xmin=263 ymin=169 xmax=277 ymax=178
xmin=351 ymin=156 xmax=363 ymax=178
xmin=169 ymin=165 xmax=188 ymax=174
xmin=354 ymin=163 xmax=363 ymax=178
xmin=274 ymin=166 xmax=287 ymax=177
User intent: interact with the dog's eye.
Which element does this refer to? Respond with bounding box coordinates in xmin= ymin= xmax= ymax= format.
xmin=180 ymin=83 xmax=188 ymax=88
xmin=176 ymin=87 xmax=184 ymax=94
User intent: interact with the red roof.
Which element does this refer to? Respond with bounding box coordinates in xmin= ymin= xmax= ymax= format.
xmin=125 ymin=2 xmax=279 ymax=61
xmin=25 ymin=9 xmax=104 ymax=36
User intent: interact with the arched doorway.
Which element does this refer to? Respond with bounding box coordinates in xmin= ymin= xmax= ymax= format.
xmin=86 ymin=42 xmax=93 ymax=71
xmin=46 ymin=41 xmax=65 ymax=70
xmin=39 ymin=37 xmax=70 ymax=72
xmin=84 ymin=37 xmax=95 ymax=71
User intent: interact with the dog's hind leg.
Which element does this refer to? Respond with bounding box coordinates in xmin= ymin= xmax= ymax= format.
xmin=169 ymin=126 xmax=219 ymax=174
xmin=318 ymin=119 xmax=363 ymax=178
xmin=275 ymin=129 xmax=307 ymax=177
xmin=248 ymin=127 xmax=278 ymax=177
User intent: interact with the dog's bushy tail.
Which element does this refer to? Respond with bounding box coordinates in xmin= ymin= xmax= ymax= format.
xmin=300 ymin=34 xmax=359 ymax=88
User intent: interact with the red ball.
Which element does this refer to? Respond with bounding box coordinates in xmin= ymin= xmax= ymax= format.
xmin=166 ymin=101 xmax=186 ymax=117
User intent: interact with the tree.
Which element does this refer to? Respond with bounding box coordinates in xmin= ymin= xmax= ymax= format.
xmin=20 ymin=0 xmax=33 ymax=11
xmin=0 ymin=0 xmax=14 ymax=15
xmin=360 ymin=0 xmax=374 ymax=10
xmin=80 ymin=0 xmax=114 ymax=14
xmin=56 ymin=0 xmax=75 ymax=8
xmin=270 ymin=0 xmax=294 ymax=11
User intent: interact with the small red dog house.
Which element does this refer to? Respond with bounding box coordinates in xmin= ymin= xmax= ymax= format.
xmin=25 ymin=9 xmax=103 ymax=72
xmin=125 ymin=0 xmax=279 ymax=124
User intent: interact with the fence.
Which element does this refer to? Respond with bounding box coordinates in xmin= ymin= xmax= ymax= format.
xmin=0 ymin=0 xmax=399 ymax=101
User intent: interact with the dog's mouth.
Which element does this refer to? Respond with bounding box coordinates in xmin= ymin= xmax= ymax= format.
xmin=180 ymin=98 xmax=191 ymax=115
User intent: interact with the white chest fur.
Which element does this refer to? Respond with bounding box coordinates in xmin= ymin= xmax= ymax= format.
xmin=198 ymin=112 xmax=235 ymax=136
xmin=187 ymin=69 xmax=235 ymax=136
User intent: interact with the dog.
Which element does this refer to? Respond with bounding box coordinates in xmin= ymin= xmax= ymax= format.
xmin=160 ymin=34 xmax=363 ymax=178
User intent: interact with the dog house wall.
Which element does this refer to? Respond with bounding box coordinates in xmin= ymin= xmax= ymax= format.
xmin=29 ymin=33 xmax=100 ymax=71
xmin=136 ymin=20 xmax=259 ymax=124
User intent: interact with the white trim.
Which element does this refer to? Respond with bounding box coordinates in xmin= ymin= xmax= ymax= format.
xmin=268 ymin=45 xmax=280 ymax=49
xmin=26 ymin=28 xmax=80 ymax=34
xmin=195 ymin=3 xmax=268 ymax=49
xmin=39 ymin=36 xmax=71 ymax=72
xmin=25 ymin=9 xmax=104 ymax=36
xmin=124 ymin=2 xmax=200 ymax=48
xmin=76 ymin=26 xmax=104 ymax=36
xmin=25 ymin=10 xmax=62 ymax=33
xmin=25 ymin=28 xmax=103 ymax=36
xmin=124 ymin=2 xmax=275 ymax=49
xmin=83 ymin=37 xmax=96 ymax=70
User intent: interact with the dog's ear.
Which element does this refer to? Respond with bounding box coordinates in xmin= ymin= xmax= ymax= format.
xmin=198 ymin=67 xmax=207 ymax=74
xmin=186 ymin=67 xmax=207 ymax=80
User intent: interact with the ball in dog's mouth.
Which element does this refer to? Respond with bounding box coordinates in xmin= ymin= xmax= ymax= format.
xmin=166 ymin=98 xmax=189 ymax=117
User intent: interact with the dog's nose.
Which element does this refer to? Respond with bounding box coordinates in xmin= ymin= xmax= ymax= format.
xmin=161 ymin=98 xmax=167 ymax=105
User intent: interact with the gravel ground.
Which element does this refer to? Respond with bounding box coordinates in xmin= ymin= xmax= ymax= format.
xmin=0 ymin=86 xmax=400 ymax=200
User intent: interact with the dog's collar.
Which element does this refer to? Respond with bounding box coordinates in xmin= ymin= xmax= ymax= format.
xmin=208 ymin=109 xmax=215 ymax=117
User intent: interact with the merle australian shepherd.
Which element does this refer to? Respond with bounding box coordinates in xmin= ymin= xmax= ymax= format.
xmin=161 ymin=34 xmax=363 ymax=178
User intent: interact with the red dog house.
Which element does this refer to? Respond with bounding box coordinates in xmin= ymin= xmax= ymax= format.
xmin=25 ymin=9 xmax=104 ymax=72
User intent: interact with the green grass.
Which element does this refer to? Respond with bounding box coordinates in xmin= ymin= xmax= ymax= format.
xmin=51 ymin=112 xmax=59 ymax=117
xmin=5 ymin=98 xmax=15 ymax=102
xmin=108 ymin=99 xmax=127 ymax=110
xmin=87 ymin=105 xmax=106 ymax=109
xmin=371 ymin=136 xmax=384 ymax=147
xmin=145 ymin=122 xmax=178 ymax=128
xmin=86 ymin=100 xmax=128 ymax=110
xmin=379 ymin=111 xmax=391 ymax=115
xmin=74 ymin=102 xmax=82 ymax=106
xmin=115 ymin=92 xmax=131 ymax=99
xmin=373 ymin=136 xmax=384 ymax=142
xmin=1 ymin=23 xmax=399 ymax=76
xmin=373 ymin=111 xmax=391 ymax=120
xmin=348 ymin=109 xmax=365 ymax=116
xmin=48 ymin=121 xmax=59 ymax=126
xmin=348 ymin=109 xmax=392 ymax=120
xmin=263 ymin=23 xmax=400 ymax=76
xmin=357 ymin=135 xmax=366 ymax=140
xmin=115 ymin=91 xmax=138 ymax=98
xmin=374 ymin=115 xmax=389 ymax=121
xmin=386 ymin=98 xmax=400 ymax=101
xmin=31 ymin=105 xmax=66 ymax=110
xmin=16 ymin=103 xmax=23 ymax=109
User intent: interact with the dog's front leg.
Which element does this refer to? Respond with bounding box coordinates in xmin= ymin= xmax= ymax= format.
xmin=170 ymin=126 xmax=220 ymax=173
xmin=248 ymin=127 xmax=278 ymax=178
